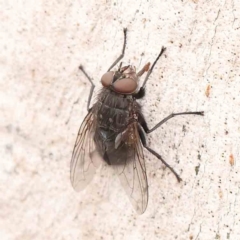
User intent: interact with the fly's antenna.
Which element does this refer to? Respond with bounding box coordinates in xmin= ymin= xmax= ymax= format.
xmin=118 ymin=62 xmax=123 ymax=71
xmin=120 ymin=65 xmax=130 ymax=73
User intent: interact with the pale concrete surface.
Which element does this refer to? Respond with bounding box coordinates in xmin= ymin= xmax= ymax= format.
xmin=1 ymin=0 xmax=240 ymax=239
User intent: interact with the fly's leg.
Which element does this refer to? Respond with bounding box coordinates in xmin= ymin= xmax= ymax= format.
xmin=139 ymin=111 xmax=204 ymax=133
xmin=141 ymin=46 xmax=166 ymax=89
xmin=79 ymin=65 xmax=95 ymax=112
xmin=107 ymin=28 xmax=127 ymax=72
xmin=138 ymin=125 xmax=182 ymax=182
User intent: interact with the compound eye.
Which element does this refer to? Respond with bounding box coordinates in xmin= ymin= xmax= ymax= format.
xmin=101 ymin=71 xmax=114 ymax=87
xmin=113 ymin=78 xmax=138 ymax=94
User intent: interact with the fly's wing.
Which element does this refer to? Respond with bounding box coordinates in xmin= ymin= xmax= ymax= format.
xmin=70 ymin=111 xmax=102 ymax=191
xmin=109 ymin=122 xmax=148 ymax=214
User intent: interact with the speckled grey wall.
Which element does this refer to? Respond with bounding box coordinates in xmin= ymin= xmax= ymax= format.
xmin=1 ymin=0 xmax=240 ymax=239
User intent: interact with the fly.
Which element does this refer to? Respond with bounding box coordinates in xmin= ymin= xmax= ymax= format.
xmin=70 ymin=28 xmax=204 ymax=214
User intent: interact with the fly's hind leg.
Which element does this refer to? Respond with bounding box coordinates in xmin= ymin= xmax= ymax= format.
xmin=78 ymin=65 xmax=95 ymax=112
xmin=107 ymin=28 xmax=127 ymax=72
xmin=138 ymin=125 xmax=182 ymax=182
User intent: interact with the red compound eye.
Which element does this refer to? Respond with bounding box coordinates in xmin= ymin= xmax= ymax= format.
xmin=113 ymin=78 xmax=138 ymax=94
xmin=101 ymin=71 xmax=114 ymax=87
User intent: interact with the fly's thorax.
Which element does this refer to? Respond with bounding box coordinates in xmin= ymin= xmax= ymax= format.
xmin=101 ymin=65 xmax=138 ymax=94
xmin=95 ymin=93 xmax=131 ymax=131
xmin=97 ymin=88 xmax=133 ymax=109
xmin=93 ymin=89 xmax=142 ymax=132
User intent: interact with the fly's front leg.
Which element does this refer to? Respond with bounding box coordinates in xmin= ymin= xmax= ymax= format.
xmin=136 ymin=46 xmax=166 ymax=97
xmin=141 ymin=46 xmax=166 ymax=89
xmin=79 ymin=65 xmax=95 ymax=112
xmin=107 ymin=28 xmax=127 ymax=72
xmin=138 ymin=124 xmax=182 ymax=182
xmin=139 ymin=111 xmax=204 ymax=133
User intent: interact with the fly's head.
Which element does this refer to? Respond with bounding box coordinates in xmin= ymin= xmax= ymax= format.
xmin=101 ymin=63 xmax=150 ymax=94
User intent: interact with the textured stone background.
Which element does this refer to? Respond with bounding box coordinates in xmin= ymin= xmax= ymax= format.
xmin=1 ymin=0 xmax=240 ymax=239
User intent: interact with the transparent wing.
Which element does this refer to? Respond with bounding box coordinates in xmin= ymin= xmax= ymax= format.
xmin=70 ymin=111 xmax=102 ymax=191
xmin=109 ymin=122 xmax=148 ymax=214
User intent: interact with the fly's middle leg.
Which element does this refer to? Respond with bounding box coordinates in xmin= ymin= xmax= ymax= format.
xmin=78 ymin=65 xmax=95 ymax=112
xmin=139 ymin=111 xmax=204 ymax=133
xmin=138 ymin=125 xmax=182 ymax=182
